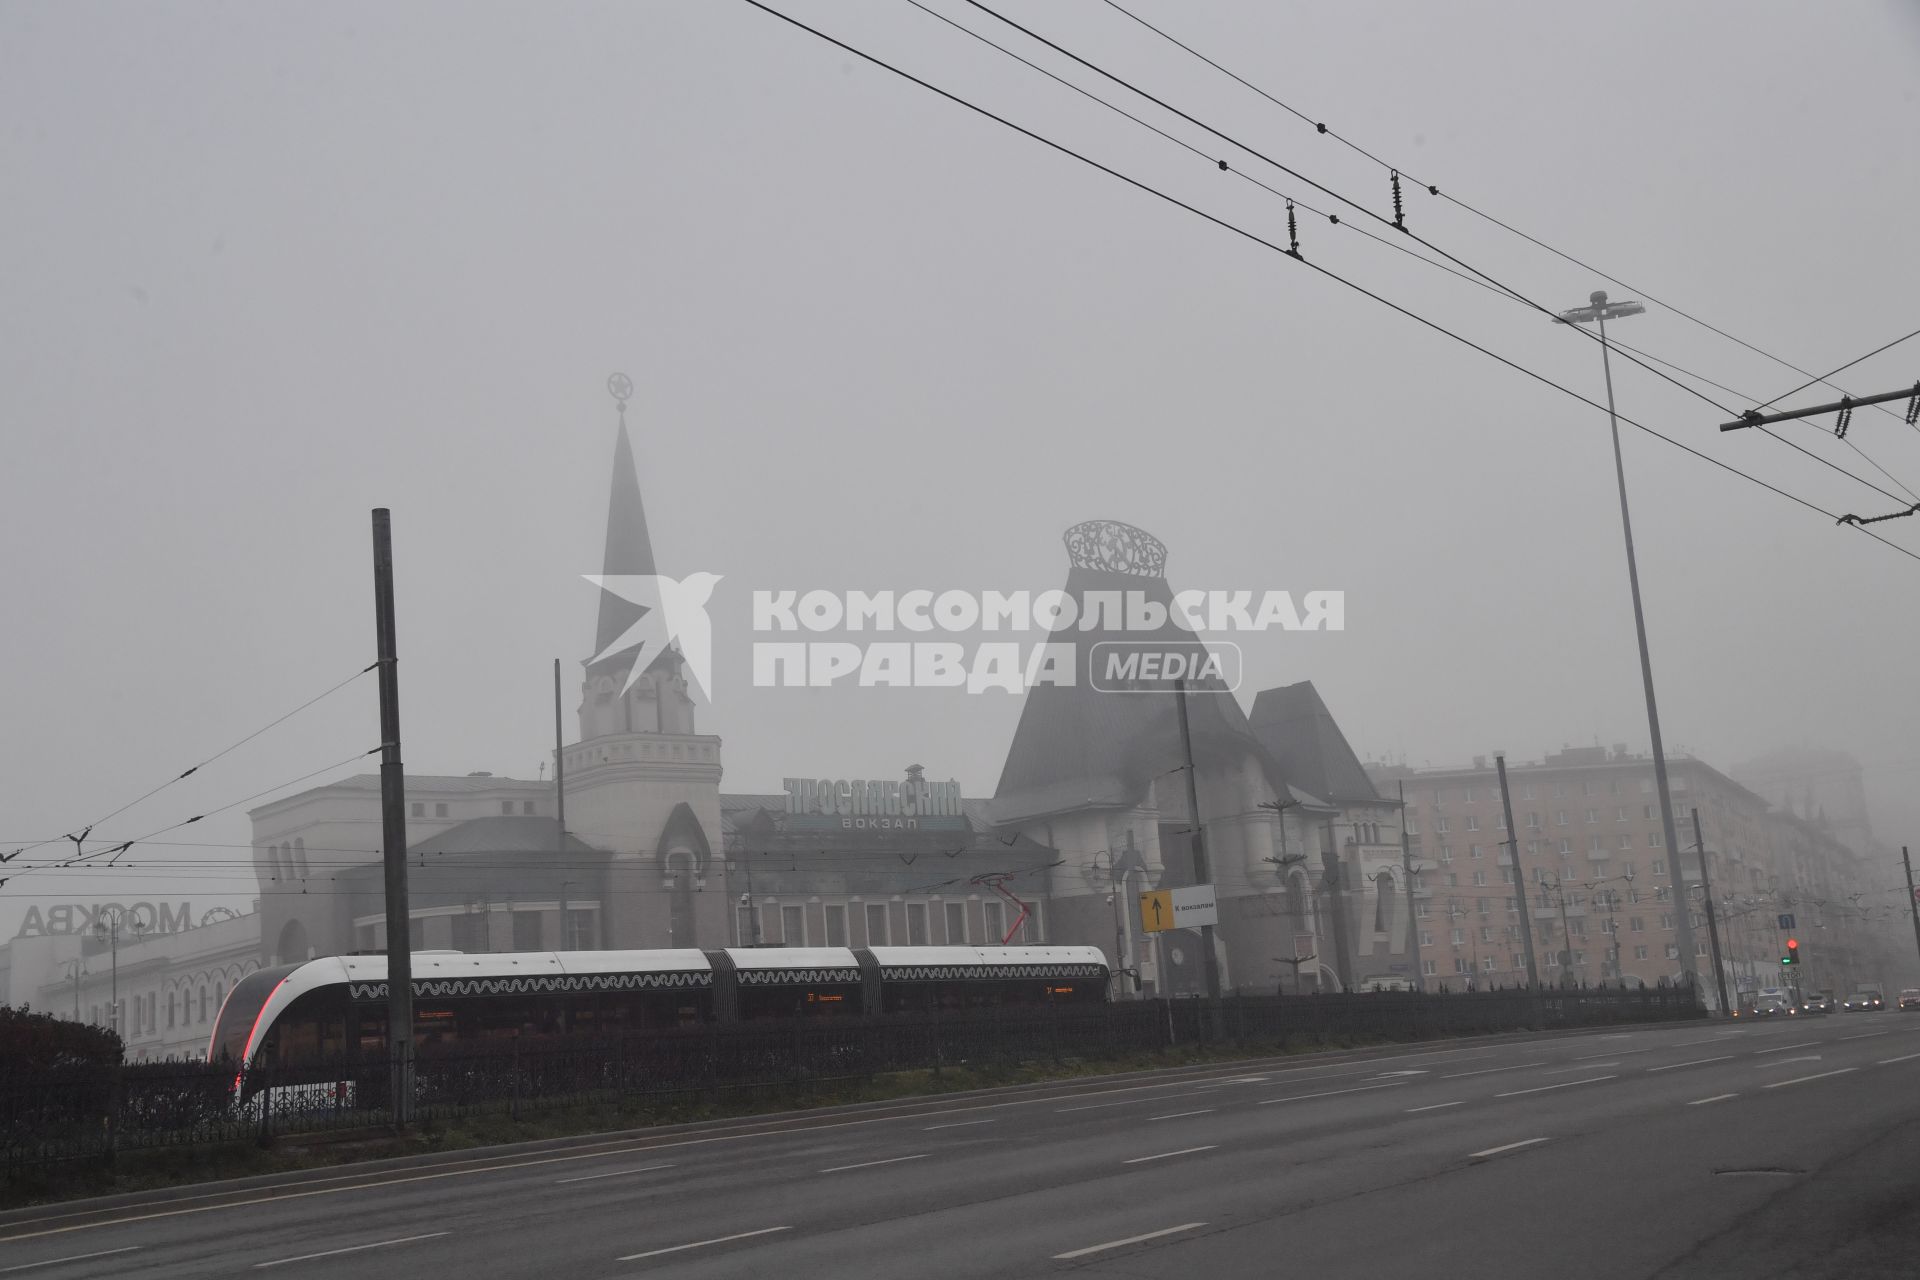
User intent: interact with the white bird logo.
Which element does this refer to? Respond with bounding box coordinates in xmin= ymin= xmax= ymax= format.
xmin=581 ymin=571 xmax=723 ymax=702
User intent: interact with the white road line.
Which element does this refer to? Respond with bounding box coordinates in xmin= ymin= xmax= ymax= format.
xmin=1763 ymin=1068 xmax=1858 ymax=1090
xmin=1058 ymin=1098 xmax=1150 ymax=1113
xmin=1441 ymin=1062 xmax=1545 ymax=1079
xmin=617 ymin=1226 xmax=792 ymax=1262
xmin=0 ymin=1247 xmax=139 ymax=1275
xmin=555 ymin=1162 xmax=676 ymax=1184
xmin=1123 ymin=1146 xmax=1218 ymax=1165
xmin=1879 ymin=1052 xmax=1920 ymax=1065
xmin=818 ymin=1154 xmax=929 ymax=1174
xmin=923 ymin=1118 xmax=1000 ymax=1130
xmin=1256 ymin=1081 xmax=1410 ymax=1105
xmin=255 ymin=1232 xmax=449 ymax=1269
xmin=1755 ymin=1056 xmax=1822 ymax=1069
xmin=1148 ymin=1109 xmax=1215 ymax=1121
xmin=1688 ymin=1093 xmax=1738 ymax=1106
xmin=1646 ymin=1055 xmax=1733 ymax=1073
xmin=1053 ymin=1222 xmax=1208 ymax=1260
xmin=1545 ymin=1061 xmax=1618 ymax=1073
xmin=1753 ymin=1040 xmax=1820 ymax=1055
xmin=1842 ymin=1031 xmax=1889 ymax=1041
xmin=1468 ymin=1137 xmax=1549 ymax=1160
xmin=1576 ymin=1047 xmax=1654 ymax=1059
xmin=1406 ymin=1101 xmax=1464 ymax=1113
xmin=1495 ymin=1075 xmax=1617 ymax=1098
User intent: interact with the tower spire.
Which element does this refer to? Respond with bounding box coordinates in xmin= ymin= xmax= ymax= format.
xmin=591 ymin=373 xmax=660 ymax=670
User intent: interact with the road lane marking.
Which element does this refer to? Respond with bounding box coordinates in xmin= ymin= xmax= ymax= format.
xmin=1257 ymin=1081 xmax=1410 ymax=1105
xmin=1468 ymin=1137 xmax=1549 ymax=1160
xmin=818 ymin=1154 xmax=928 ymax=1174
xmin=256 ymin=1232 xmax=448 ymax=1269
xmin=1763 ymin=1068 xmax=1857 ymax=1090
xmin=1149 ymin=1109 xmax=1216 ymax=1121
xmin=1495 ymin=1075 xmax=1617 ymax=1098
xmin=1406 ymin=1101 xmax=1464 ymax=1113
xmin=1755 ymin=1056 xmax=1822 ymax=1069
xmin=1576 ymin=1047 xmax=1653 ymax=1059
xmin=1123 ymin=1146 xmax=1218 ymax=1164
xmin=1688 ymin=1094 xmax=1738 ymax=1105
xmin=1753 ymin=1041 xmax=1820 ymax=1055
xmin=555 ymin=1162 xmax=676 ymax=1184
xmin=1058 ymin=1098 xmax=1151 ymax=1113
xmin=1441 ymin=1062 xmax=1544 ymax=1079
xmin=1841 ymin=1031 xmax=1889 ymax=1040
xmin=0 ymin=1248 xmax=139 ymax=1275
xmin=923 ymin=1118 xmax=1000 ymax=1130
xmin=1646 ymin=1055 xmax=1733 ymax=1072
xmin=1878 ymin=1052 xmax=1920 ymax=1065
xmin=1053 ymin=1222 xmax=1208 ymax=1260
xmin=618 ymin=1227 xmax=791 ymax=1262
xmin=1545 ymin=1061 xmax=1618 ymax=1073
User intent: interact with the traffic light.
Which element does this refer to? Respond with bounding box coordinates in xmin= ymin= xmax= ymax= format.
xmin=1781 ymin=937 xmax=1800 ymax=966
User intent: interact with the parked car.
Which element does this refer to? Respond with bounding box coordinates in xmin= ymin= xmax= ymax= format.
xmin=1898 ymin=989 xmax=1920 ymax=1011
xmin=1843 ymin=990 xmax=1886 ymax=1011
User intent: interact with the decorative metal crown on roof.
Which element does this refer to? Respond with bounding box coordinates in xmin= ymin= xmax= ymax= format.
xmin=1063 ymin=520 xmax=1167 ymax=577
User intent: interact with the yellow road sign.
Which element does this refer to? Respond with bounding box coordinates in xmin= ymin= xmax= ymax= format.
xmin=1139 ymin=889 xmax=1173 ymax=934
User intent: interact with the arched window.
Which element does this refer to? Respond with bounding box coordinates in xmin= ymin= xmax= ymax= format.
xmin=167 ymin=992 xmax=176 ymax=1027
xmin=264 ymin=846 xmax=279 ymax=881
xmin=198 ymin=986 xmax=208 ymax=1023
xmin=293 ymin=838 xmax=308 ymax=878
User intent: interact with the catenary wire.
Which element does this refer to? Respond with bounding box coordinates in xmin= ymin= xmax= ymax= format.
xmin=1747 ymin=325 xmax=1920 ymax=414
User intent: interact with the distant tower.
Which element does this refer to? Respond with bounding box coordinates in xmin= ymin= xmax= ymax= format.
xmin=560 ymin=374 xmax=725 ymax=948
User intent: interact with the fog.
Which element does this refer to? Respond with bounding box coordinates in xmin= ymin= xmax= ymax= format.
xmin=3 ymin=0 xmax=1918 ymax=931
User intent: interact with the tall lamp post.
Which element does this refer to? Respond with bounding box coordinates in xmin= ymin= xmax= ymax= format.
xmin=91 ymin=905 xmax=147 ymax=1039
xmin=1553 ymin=292 xmax=1699 ymax=992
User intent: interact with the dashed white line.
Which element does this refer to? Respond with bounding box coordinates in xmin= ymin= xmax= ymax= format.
xmin=1646 ymin=1055 xmax=1733 ymax=1072
xmin=1763 ymin=1068 xmax=1857 ymax=1090
xmin=818 ymin=1154 xmax=929 ymax=1174
xmin=1149 ymin=1109 xmax=1216 ymax=1121
xmin=1406 ymin=1101 xmax=1464 ymax=1113
xmin=256 ymin=1232 xmax=449 ymax=1269
xmin=1441 ymin=1062 xmax=1545 ymax=1079
xmin=1057 ymin=1098 xmax=1149 ymax=1113
xmin=1576 ymin=1047 xmax=1654 ymax=1059
xmin=617 ymin=1226 xmax=792 ymax=1262
xmin=922 ymin=1119 xmax=999 ymax=1131
xmin=1753 ymin=1040 xmax=1820 ymax=1055
xmin=1688 ymin=1093 xmax=1738 ymax=1106
xmin=1878 ymin=1052 xmax=1920 ymax=1065
xmin=1842 ymin=1031 xmax=1890 ymax=1041
xmin=1755 ymin=1056 xmax=1822 ymax=1069
xmin=1256 ymin=1081 xmax=1411 ymax=1105
xmin=0 ymin=1248 xmax=139 ymax=1275
xmin=555 ymin=1162 xmax=677 ymax=1184
xmin=1468 ymin=1137 xmax=1549 ymax=1160
xmin=1495 ymin=1075 xmax=1617 ymax=1098
xmin=1053 ymin=1222 xmax=1208 ymax=1260
xmin=1545 ymin=1061 xmax=1618 ymax=1073
xmin=1123 ymin=1146 xmax=1218 ymax=1165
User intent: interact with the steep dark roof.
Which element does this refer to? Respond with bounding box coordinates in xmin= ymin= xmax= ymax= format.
xmin=407 ymin=815 xmax=602 ymax=858
xmin=1247 ymin=681 xmax=1381 ymax=805
xmin=588 ymin=419 xmax=677 ymax=679
xmin=991 ymin=564 xmax=1285 ymax=825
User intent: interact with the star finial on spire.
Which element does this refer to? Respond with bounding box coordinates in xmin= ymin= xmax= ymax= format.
xmin=607 ymin=372 xmax=633 ymax=419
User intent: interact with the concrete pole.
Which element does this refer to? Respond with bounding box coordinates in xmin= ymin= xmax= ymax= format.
xmin=1173 ymin=680 xmax=1224 ymax=1012
xmin=372 ymin=509 xmax=414 ymax=1128
xmin=1692 ymin=808 xmax=1733 ymax=1016
xmin=1400 ymin=782 xmax=1423 ymax=992
xmin=1495 ymin=755 xmax=1541 ymax=988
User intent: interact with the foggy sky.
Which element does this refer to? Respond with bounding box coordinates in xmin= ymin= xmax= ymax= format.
xmin=4 ymin=0 xmax=1918 ymax=931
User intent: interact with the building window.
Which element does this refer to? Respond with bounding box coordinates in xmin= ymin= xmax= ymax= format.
xmin=409 ymin=916 xmax=425 ymax=950
xmin=1500 ymin=868 xmax=1514 ymax=884
xmin=411 ymin=802 xmax=424 ymax=818
xmin=825 ymin=904 xmax=848 ymax=947
xmin=1480 ymin=926 xmax=1494 ymax=943
xmin=864 ymin=903 xmax=889 ymax=946
xmin=1585 ymin=809 xmax=1599 ymax=824
xmin=1648 ymin=832 xmax=1664 ymax=848
xmin=1454 ymin=958 xmax=1470 ymax=974
xmin=564 ymin=909 xmax=594 ymax=950
xmin=293 ymin=838 xmax=308 ymax=878
xmin=512 ymin=911 xmax=542 ymax=951
xmin=1665 ymin=943 xmax=1679 ymax=958
xmin=1405 ymin=817 xmax=1419 ymax=836
xmin=1422 ymin=960 xmax=1437 ymax=976
xmin=1469 ymin=845 xmax=1483 ymax=860
xmin=781 ymin=904 xmax=804 ymax=945
xmin=983 ymin=899 xmax=1006 ymax=944
xmin=435 ymin=803 xmax=449 ymax=818
xmin=944 ymin=901 xmax=967 ymax=944
xmin=907 ymin=902 xmax=929 ymax=946
xmin=736 ymin=904 xmax=757 ymax=945
xmin=1526 ymin=812 xmax=1540 ymax=829
xmin=198 ymin=987 xmax=208 ymax=1023
xmin=1554 ymin=811 xmax=1568 ymax=827
xmin=1435 ymin=816 xmax=1449 ymax=834
xmin=451 ymin=912 xmax=487 ymax=953
xmin=1418 ymin=930 xmax=1433 ymax=946
xmin=1450 ymin=928 xmax=1465 ymax=945
xmin=1652 ymin=859 xmax=1667 ymax=876
xmin=1472 ymin=870 xmax=1488 ymax=886
xmin=1641 ymin=779 xmax=1655 ymax=794
xmin=523 ymin=801 xmax=535 ymax=815
xmin=1634 ymin=945 xmax=1649 ymax=960
xmin=1552 ymin=783 xmax=1566 ymax=799
xmin=1559 ymin=838 xmax=1573 ymax=855
xmin=1465 ymin=815 xmax=1479 ymax=832
xmin=1461 ymin=788 xmax=1473 ymax=803
xmin=502 ymin=801 xmax=514 ymax=816
xmin=1415 ymin=903 xmax=1431 ymax=919
xmin=167 ymin=993 xmax=176 ymax=1028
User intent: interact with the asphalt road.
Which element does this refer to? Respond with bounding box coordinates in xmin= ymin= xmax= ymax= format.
xmin=4 ymin=1012 xmax=1919 ymax=1279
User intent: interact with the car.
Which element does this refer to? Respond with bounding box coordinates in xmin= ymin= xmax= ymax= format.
xmin=1899 ymin=989 xmax=1920 ymax=1012
xmin=1750 ymin=993 xmax=1797 ymax=1018
xmin=1842 ymin=990 xmax=1885 ymax=1011
xmin=1801 ymin=992 xmax=1835 ymax=1014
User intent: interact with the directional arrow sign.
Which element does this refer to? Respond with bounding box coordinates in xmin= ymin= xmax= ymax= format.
xmin=1139 ymin=890 xmax=1173 ymax=934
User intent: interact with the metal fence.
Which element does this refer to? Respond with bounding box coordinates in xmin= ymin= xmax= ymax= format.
xmin=2 ymin=985 xmax=1698 ymax=1179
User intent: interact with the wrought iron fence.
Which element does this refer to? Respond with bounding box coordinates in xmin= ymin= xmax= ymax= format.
xmin=2 ymin=985 xmax=1698 ymax=1180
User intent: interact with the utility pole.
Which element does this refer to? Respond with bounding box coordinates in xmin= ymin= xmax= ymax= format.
xmin=1692 ymin=809 xmax=1732 ymax=1016
xmin=553 ymin=658 xmax=570 ymax=951
xmin=1543 ymin=878 xmax=1576 ymax=986
xmin=1399 ymin=781 xmax=1423 ymax=992
xmin=1319 ymin=822 xmax=1354 ymax=991
xmin=372 ymin=509 xmax=414 ymax=1129
xmin=1173 ymin=679 xmax=1224 ymax=1016
xmin=1495 ymin=755 xmax=1541 ymax=988
xmin=1903 ymin=847 xmax=1920 ymax=976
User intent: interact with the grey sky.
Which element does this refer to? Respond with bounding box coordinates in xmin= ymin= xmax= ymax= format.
xmin=4 ymin=1 xmax=1918 ymax=930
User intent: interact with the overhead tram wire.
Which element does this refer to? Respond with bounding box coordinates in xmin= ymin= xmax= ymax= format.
xmin=1097 ymin=0 xmax=1920 ymax=435
xmin=1744 ymin=325 xmax=1920 ymax=416
xmin=2 ymin=662 xmax=377 ymax=866
xmin=909 ymin=0 xmax=1919 ymax=509
xmin=742 ymin=2 xmax=1920 ymax=565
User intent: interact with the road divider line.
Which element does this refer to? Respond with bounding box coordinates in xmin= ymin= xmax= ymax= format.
xmin=1763 ymin=1068 xmax=1857 ymax=1090
xmin=1841 ymin=1031 xmax=1889 ymax=1041
xmin=0 ymin=1247 xmax=139 ymax=1275
xmin=1406 ymin=1101 xmax=1464 ymax=1113
xmin=555 ymin=1162 xmax=677 ymax=1184
xmin=1053 ymin=1222 xmax=1208 ymax=1260
xmin=1688 ymin=1094 xmax=1738 ymax=1106
xmin=1646 ymin=1056 xmax=1733 ymax=1072
xmin=1753 ymin=1041 xmax=1821 ymax=1055
xmin=1495 ymin=1075 xmax=1617 ymax=1098
xmin=923 ymin=1119 xmax=999 ymax=1130
xmin=255 ymin=1232 xmax=448 ymax=1269
xmin=1257 ymin=1081 xmax=1410 ymax=1105
xmin=1123 ymin=1146 xmax=1218 ymax=1165
xmin=1149 ymin=1109 xmax=1216 ymax=1121
xmin=1878 ymin=1052 xmax=1920 ymax=1065
xmin=1545 ymin=1062 xmax=1618 ymax=1073
xmin=1754 ymin=1056 xmax=1822 ymax=1069
xmin=818 ymin=1154 xmax=929 ymax=1174
xmin=618 ymin=1226 xmax=791 ymax=1262
xmin=1441 ymin=1062 xmax=1544 ymax=1079
xmin=1468 ymin=1137 xmax=1549 ymax=1160
xmin=1576 ymin=1047 xmax=1654 ymax=1059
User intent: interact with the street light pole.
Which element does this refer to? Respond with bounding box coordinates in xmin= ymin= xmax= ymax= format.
xmin=1554 ymin=293 xmax=1699 ymax=993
